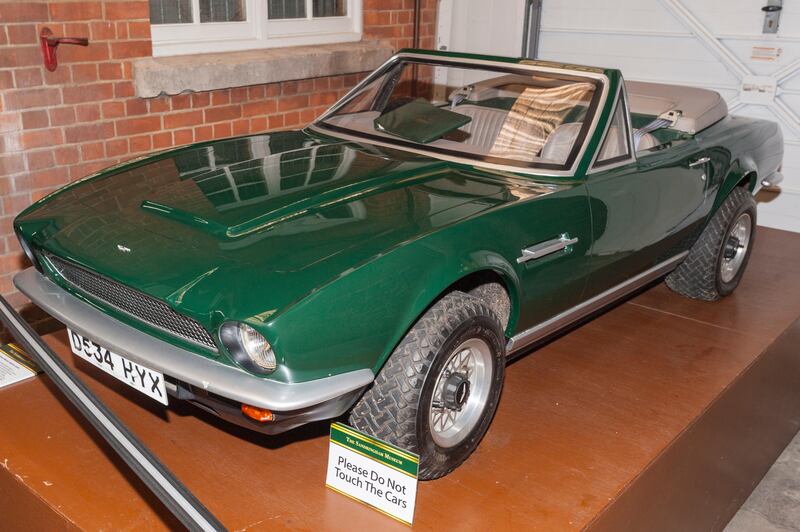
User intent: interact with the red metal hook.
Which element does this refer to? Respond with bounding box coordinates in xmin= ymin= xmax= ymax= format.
xmin=40 ymin=27 xmax=89 ymax=72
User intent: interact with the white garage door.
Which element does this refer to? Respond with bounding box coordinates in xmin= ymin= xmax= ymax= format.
xmin=435 ymin=0 xmax=527 ymax=59
xmin=438 ymin=0 xmax=800 ymax=232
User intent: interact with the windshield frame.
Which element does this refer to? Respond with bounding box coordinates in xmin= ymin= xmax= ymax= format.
xmin=311 ymin=52 xmax=611 ymax=177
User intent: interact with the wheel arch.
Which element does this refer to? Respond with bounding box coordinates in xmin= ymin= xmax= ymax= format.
xmin=266 ymin=244 xmax=522 ymax=381
xmin=372 ymin=250 xmax=521 ymax=375
xmin=431 ymin=267 xmax=518 ymax=334
xmin=714 ymin=158 xmax=757 ymax=211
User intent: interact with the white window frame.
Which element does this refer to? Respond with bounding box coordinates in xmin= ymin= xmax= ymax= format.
xmin=151 ymin=0 xmax=363 ymax=57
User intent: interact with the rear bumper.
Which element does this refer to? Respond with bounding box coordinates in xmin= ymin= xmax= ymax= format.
xmin=761 ymin=171 xmax=784 ymax=189
xmin=14 ymin=268 xmax=374 ymax=431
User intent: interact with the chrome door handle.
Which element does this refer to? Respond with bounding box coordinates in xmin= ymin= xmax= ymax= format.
xmin=689 ymin=156 xmax=711 ymax=167
xmin=517 ymin=234 xmax=578 ymax=264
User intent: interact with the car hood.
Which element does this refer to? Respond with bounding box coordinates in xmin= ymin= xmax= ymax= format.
xmin=16 ymin=130 xmax=561 ymax=323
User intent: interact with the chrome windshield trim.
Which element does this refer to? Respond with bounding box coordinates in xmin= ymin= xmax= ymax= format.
xmin=312 ymin=51 xmax=611 ymax=179
xmin=14 ymin=268 xmax=375 ymax=412
xmin=507 ymin=252 xmax=689 ymax=355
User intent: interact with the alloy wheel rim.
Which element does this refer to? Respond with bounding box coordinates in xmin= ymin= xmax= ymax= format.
xmin=428 ymin=338 xmax=493 ymax=448
xmin=720 ymin=212 xmax=752 ymax=283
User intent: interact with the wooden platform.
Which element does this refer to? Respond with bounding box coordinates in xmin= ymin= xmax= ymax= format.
xmin=2 ymin=227 xmax=800 ymax=531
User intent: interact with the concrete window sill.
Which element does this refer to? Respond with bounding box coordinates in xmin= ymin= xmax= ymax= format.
xmin=133 ymin=41 xmax=394 ymax=98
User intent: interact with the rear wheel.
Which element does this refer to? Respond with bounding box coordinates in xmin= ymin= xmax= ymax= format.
xmin=349 ymin=291 xmax=505 ymax=480
xmin=666 ymin=186 xmax=756 ymax=301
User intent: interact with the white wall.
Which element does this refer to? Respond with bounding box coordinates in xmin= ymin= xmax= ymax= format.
xmin=539 ymin=0 xmax=800 ymax=232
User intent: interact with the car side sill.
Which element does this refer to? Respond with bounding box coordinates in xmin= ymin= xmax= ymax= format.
xmin=14 ymin=268 xmax=375 ymax=412
xmin=506 ymin=252 xmax=689 ymax=355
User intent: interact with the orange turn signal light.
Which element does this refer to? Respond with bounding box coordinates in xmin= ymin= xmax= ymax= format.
xmin=241 ymin=404 xmax=274 ymax=423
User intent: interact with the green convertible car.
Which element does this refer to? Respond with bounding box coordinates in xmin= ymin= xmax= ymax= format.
xmin=14 ymin=50 xmax=783 ymax=479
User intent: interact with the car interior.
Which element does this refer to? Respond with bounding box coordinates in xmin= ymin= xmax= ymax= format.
xmin=322 ymin=67 xmax=728 ymax=169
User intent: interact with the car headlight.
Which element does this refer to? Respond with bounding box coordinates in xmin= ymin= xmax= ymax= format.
xmin=16 ymin=232 xmax=39 ymax=270
xmin=219 ymin=322 xmax=277 ymax=375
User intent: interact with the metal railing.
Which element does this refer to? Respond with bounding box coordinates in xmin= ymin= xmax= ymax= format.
xmin=0 ymin=295 xmax=225 ymax=531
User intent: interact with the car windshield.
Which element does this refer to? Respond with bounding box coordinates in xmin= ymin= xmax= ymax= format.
xmin=317 ymin=58 xmax=601 ymax=171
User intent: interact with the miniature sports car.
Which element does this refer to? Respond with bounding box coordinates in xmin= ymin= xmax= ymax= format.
xmin=14 ymin=50 xmax=783 ymax=479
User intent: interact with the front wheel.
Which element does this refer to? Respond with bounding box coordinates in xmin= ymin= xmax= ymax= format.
xmin=349 ymin=291 xmax=505 ymax=480
xmin=666 ymin=186 xmax=756 ymax=301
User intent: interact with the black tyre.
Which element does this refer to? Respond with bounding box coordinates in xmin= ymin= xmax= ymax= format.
xmin=349 ymin=291 xmax=505 ymax=480
xmin=666 ymin=186 xmax=756 ymax=301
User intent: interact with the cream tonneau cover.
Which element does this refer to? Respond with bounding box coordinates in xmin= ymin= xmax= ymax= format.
xmin=626 ymin=80 xmax=728 ymax=135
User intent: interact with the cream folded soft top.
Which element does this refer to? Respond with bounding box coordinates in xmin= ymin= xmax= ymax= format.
xmin=626 ymin=80 xmax=728 ymax=135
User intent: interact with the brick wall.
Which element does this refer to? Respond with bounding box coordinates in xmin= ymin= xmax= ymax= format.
xmin=0 ymin=0 xmax=436 ymax=334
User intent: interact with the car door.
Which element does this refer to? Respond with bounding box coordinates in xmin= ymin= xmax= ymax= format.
xmin=583 ymin=88 xmax=711 ymax=299
xmin=509 ymin=182 xmax=594 ymax=333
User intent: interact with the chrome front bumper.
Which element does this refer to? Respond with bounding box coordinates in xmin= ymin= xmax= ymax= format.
xmin=14 ymin=268 xmax=374 ymax=415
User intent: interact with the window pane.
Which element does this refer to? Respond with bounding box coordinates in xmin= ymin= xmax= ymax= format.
xmin=597 ymin=97 xmax=630 ymax=164
xmin=200 ymin=0 xmax=246 ymax=22
xmin=149 ymin=0 xmax=193 ymax=24
xmin=313 ymin=0 xmax=346 ymax=17
xmin=268 ymin=0 xmax=306 ymax=19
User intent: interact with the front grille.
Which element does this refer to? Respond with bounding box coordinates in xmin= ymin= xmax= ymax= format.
xmin=45 ymin=253 xmax=218 ymax=351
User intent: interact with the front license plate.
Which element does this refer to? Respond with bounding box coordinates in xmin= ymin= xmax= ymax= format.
xmin=68 ymin=329 xmax=168 ymax=405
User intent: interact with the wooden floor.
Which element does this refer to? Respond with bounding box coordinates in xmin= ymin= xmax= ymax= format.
xmin=2 ymin=227 xmax=800 ymax=531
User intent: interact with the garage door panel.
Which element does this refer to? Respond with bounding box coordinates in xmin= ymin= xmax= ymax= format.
xmin=538 ymin=44 xmax=739 ymax=87
xmin=540 ymin=32 xmax=732 ymax=63
xmin=543 ymin=0 xmax=800 ymax=37
xmin=659 ymin=0 xmax=800 ymax=35
xmin=768 ymin=94 xmax=800 ymax=137
xmin=783 ymin=77 xmax=800 ymax=91
xmin=780 ymin=94 xmax=800 ymax=113
xmin=541 ymin=0 xmax=688 ymax=33
xmin=537 ymin=53 xmax=737 ymax=89
xmin=539 ymin=0 xmax=800 ymax=232
xmin=436 ymin=0 xmax=525 ymax=59
xmin=777 ymin=146 xmax=800 ymax=180
xmin=720 ymin=42 xmax=800 ymax=72
xmin=687 ymin=1 xmax=800 ymax=35
xmin=713 ymin=88 xmax=740 ymax=100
